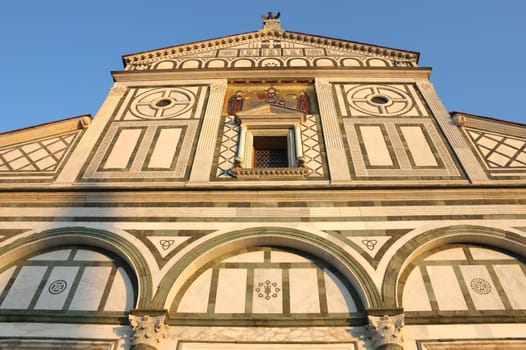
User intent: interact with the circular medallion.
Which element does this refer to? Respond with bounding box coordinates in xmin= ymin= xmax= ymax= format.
xmin=470 ymin=277 xmax=492 ymax=295
xmin=48 ymin=280 xmax=68 ymax=295
xmin=346 ymin=85 xmax=413 ymax=116
xmin=130 ymin=88 xmax=196 ymax=119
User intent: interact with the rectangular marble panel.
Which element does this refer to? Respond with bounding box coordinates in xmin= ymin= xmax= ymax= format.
xmin=146 ymin=128 xmax=182 ymax=169
xmin=104 ymin=267 xmax=134 ymax=312
xmin=402 ymin=267 xmax=432 ymax=311
xmin=427 ymin=266 xmax=467 ymax=310
xmin=493 ymin=264 xmax=526 ymax=309
xmin=215 ymin=268 xmax=247 ymax=313
xmin=177 ymin=269 xmax=212 ymax=313
xmin=252 ymin=269 xmax=282 ymax=314
xmin=1 ymin=266 xmax=47 ymax=309
xmin=360 ymin=126 xmax=393 ymax=166
xmin=324 ymin=269 xmax=357 ymax=313
xmin=460 ymin=265 xmax=504 ymax=310
xmin=289 ymin=268 xmax=320 ymax=313
xmin=29 ymin=249 xmax=71 ymax=261
xmin=35 ymin=266 xmax=79 ymax=310
xmin=69 ymin=266 xmax=112 ymax=311
xmin=400 ymin=126 xmax=438 ymax=166
xmin=102 ymin=128 xmax=143 ymax=169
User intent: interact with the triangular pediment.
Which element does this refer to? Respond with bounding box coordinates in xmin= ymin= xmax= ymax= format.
xmin=123 ymin=28 xmax=420 ymax=70
xmin=235 ymin=103 xmax=306 ymax=124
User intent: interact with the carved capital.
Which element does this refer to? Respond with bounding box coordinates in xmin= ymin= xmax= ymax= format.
xmin=368 ymin=314 xmax=404 ymax=350
xmin=210 ymin=80 xmax=227 ymax=92
xmin=129 ymin=314 xmax=169 ymax=349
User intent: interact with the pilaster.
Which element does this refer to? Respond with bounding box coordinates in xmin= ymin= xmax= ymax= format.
xmin=417 ymin=80 xmax=488 ymax=183
xmin=314 ymin=78 xmax=351 ymax=183
xmin=188 ymin=79 xmax=227 ymax=184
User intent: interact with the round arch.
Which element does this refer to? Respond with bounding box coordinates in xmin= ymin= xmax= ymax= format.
xmin=0 ymin=226 xmax=154 ymax=309
xmin=382 ymin=224 xmax=526 ymax=308
xmin=154 ymin=226 xmax=382 ymax=310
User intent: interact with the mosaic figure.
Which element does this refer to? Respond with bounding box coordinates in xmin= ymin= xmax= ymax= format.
xmin=227 ymin=91 xmax=244 ymax=115
xmin=296 ymin=91 xmax=311 ymax=113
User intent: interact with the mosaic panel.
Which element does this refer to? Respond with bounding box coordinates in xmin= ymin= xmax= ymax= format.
xmin=401 ymin=245 xmax=526 ymax=313
xmin=0 ymin=130 xmax=81 ymax=181
xmin=344 ymin=118 xmax=461 ymax=179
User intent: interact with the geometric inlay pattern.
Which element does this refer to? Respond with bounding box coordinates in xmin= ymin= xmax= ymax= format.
xmin=401 ymin=245 xmax=526 ymax=313
xmin=0 ymin=132 xmax=78 ymax=173
xmin=130 ymin=87 xmax=196 ymax=120
xmin=466 ymin=128 xmax=526 ymax=169
xmin=173 ymin=247 xmax=362 ymax=318
xmin=345 ymin=85 xmax=413 ymax=116
xmin=335 ymin=83 xmax=427 ymax=118
xmin=216 ymin=114 xmax=240 ymax=178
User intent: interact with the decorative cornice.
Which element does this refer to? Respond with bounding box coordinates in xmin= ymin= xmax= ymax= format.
xmin=232 ymin=166 xmax=311 ymax=179
xmin=122 ymin=29 xmax=420 ymax=67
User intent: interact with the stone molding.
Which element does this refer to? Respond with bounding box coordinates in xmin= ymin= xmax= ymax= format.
xmin=232 ymin=166 xmax=311 ymax=179
xmin=368 ymin=314 xmax=404 ymax=350
xmin=129 ymin=314 xmax=169 ymax=349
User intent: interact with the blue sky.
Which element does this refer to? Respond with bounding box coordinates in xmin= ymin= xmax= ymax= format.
xmin=0 ymin=1 xmax=524 ymax=133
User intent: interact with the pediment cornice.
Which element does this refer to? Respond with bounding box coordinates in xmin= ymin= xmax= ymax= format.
xmin=122 ymin=29 xmax=420 ymax=68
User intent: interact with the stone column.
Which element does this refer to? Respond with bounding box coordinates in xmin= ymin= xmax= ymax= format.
xmin=129 ymin=314 xmax=169 ymax=350
xmin=368 ymin=314 xmax=405 ymax=350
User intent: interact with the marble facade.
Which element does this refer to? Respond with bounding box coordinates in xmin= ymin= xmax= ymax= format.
xmin=0 ymin=15 xmax=524 ymax=350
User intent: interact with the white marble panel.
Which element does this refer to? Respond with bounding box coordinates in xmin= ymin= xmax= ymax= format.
xmin=147 ymin=128 xmax=182 ymax=168
xmin=215 ymin=268 xmax=247 ymax=313
xmin=69 ymin=266 xmax=111 ymax=311
xmin=400 ymin=126 xmax=438 ymax=166
xmin=360 ymin=126 xmax=393 ymax=166
xmin=35 ymin=266 xmax=79 ymax=310
xmin=252 ymin=269 xmax=282 ymax=314
xmin=403 ymin=267 xmax=432 ymax=311
xmin=73 ymin=250 xmax=112 ymax=262
xmin=177 ymin=269 xmax=212 ymax=313
xmin=324 ymin=269 xmax=357 ymax=313
xmin=469 ymin=247 xmax=514 ymax=260
xmin=104 ymin=267 xmax=134 ymax=312
xmin=223 ymin=251 xmax=264 ymax=263
xmin=427 ymin=266 xmax=467 ymax=310
xmin=102 ymin=128 xmax=142 ymax=169
xmin=1 ymin=266 xmax=47 ymax=309
xmin=424 ymin=248 xmax=466 ymax=261
xmin=493 ymin=264 xmax=526 ymax=309
xmin=289 ymin=268 xmax=320 ymax=313
xmin=29 ymin=249 xmax=71 ymax=261
xmin=460 ymin=265 xmax=504 ymax=310
xmin=271 ymin=251 xmax=309 ymax=263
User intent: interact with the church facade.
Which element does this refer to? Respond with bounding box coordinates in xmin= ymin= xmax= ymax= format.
xmin=0 ymin=15 xmax=525 ymax=350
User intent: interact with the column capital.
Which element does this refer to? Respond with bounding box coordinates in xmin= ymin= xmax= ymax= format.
xmin=368 ymin=313 xmax=404 ymax=350
xmin=129 ymin=313 xmax=169 ymax=349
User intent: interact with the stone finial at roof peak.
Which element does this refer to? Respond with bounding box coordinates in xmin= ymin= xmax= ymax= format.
xmin=261 ymin=11 xmax=281 ymax=30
